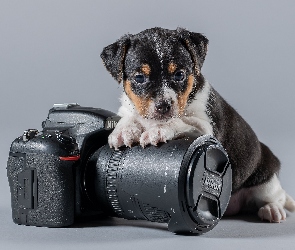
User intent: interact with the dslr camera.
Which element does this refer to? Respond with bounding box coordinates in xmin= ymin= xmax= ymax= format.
xmin=7 ymin=104 xmax=232 ymax=234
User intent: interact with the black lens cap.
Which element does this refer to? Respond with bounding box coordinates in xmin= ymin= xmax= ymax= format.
xmin=186 ymin=143 xmax=230 ymax=228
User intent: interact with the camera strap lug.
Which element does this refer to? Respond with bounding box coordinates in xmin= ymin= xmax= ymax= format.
xmin=22 ymin=129 xmax=38 ymax=142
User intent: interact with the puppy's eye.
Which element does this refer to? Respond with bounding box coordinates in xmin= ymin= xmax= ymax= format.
xmin=134 ymin=74 xmax=146 ymax=84
xmin=174 ymin=70 xmax=185 ymax=82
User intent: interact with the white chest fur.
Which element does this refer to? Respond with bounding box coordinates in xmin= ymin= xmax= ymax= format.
xmin=182 ymin=80 xmax=213 ymax=135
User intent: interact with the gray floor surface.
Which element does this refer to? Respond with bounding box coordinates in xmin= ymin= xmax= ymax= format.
xmin=1 ymin=204 xmax=295 ymax=250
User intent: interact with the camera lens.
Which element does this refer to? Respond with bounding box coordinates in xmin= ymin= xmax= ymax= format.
xmin=84 ymin=133 xmax=232 ymax=234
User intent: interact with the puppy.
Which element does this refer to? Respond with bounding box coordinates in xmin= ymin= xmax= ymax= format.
xmin=101 ymin=27 xmax=295 ymax=222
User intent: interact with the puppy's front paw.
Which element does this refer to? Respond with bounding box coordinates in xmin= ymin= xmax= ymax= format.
xmin=140 ymin=125 xmax=175 ymax=148
xmin=258 ymin=202 xmax=286 ymax=223
xmin=108 ymin=121 xmax=142 ymax=150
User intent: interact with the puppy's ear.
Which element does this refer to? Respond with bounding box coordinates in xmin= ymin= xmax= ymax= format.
xmin=101 ymin=35 xmax=131 ymax=83
xmin=177 ymin=28 xmax=209 ymax=75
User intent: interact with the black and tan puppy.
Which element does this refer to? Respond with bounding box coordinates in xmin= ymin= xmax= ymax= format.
xmin=101 ymin=27 xmax=295 ymax=222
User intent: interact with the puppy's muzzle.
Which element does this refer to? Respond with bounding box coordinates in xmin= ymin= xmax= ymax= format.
xmin=155 ymin=100 xmax=172 ymax=115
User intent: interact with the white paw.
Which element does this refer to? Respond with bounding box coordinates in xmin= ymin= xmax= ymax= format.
xmin=258 ymin=202 xmax=286 ymax=223
xmin=108 ymin=121 xmax=142 ymax=150
xmin=139 ymin=125 xmax=175 ymax=148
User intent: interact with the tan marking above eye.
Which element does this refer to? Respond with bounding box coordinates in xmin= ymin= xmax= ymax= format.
xmin=168 ymin=62 xmax=177 ymax=74
xmin=124 ymin=80 xmax=151 ymax=117
xmin=141 ymin=64 xmax=151 ymax=75
xmin=177 ymin=74 xmax=194 ymax=115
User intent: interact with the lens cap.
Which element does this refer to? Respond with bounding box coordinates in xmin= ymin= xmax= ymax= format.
xmin=186 ymin=144 xmax=230 ymax=227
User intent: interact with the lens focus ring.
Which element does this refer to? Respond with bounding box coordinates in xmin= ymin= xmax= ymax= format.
xmin=106 ymin=150 xmax=125 ymax=216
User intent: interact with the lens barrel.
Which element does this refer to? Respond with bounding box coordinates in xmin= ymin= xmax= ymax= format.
xmin=85 ymin=132 xmax=232 ymax=234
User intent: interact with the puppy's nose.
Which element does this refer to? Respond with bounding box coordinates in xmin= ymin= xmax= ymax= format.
xmin=155 ymin=100 xmax=172 ymax=114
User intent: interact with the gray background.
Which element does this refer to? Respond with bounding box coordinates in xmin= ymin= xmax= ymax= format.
xmin=1 ymin=0 xmax=295 ymax=249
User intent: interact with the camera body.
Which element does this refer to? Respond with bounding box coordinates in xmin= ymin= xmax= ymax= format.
xmin=7 ymin=104 xmax=232 ymax=234
xmin=7 ymin=104 xmax=120 ymax=227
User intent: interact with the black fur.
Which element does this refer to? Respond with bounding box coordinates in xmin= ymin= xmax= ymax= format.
xmin=177 ymin=27 xmax=208 ymax=73
xmin=206 ymin=88 xmax=280 ymax=192
xmin=101 ymin=34 xmax=130 ymax=83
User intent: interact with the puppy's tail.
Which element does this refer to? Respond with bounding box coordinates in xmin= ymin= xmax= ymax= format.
xmin=284 ymin=193 xmax=295 ymax=212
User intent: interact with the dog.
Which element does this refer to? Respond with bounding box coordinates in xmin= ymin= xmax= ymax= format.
xmin=100 ymin=27 xmax=295 ymax=222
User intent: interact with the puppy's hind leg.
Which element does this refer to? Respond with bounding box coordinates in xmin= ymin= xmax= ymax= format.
xmin=246 ymin=142 xmax=295 ymax=222
xmin=253 ymin=174 xmax=295 ymax=222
